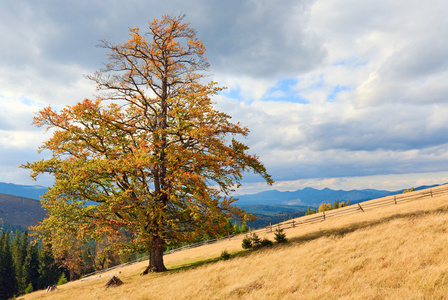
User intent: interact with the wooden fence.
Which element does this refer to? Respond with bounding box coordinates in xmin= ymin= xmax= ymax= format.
xmin=253 ymin=184 xmax=448 ymax=235
xmin=82 ymin=184 xmax=448 ymax=279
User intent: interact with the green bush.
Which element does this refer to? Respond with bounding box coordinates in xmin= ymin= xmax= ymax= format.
xmin=305 ymin=206 xmax=316 ymax=215
xmin=274 ymin=228 xmax=287 ymax=244
xmin=24 ymin=283 xmax=34 ymax=294
xmin=242 ymin=236 xmax=252 ymax=249
xmin=250 ymin=233 xmax=261 ymax=249
xmin=220 ymin=249 xmax=231 ymax=260
xmin=57 ymin=273 xmax=68 ymax=286
xmin=243 ymin=233 xmax=275 ymax=250
xmin=259 ymin=238 xmax=273 ymax=248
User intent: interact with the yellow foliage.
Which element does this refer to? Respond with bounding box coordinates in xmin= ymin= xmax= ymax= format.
xmin=317 ymin=202 xmax=333 ymax=212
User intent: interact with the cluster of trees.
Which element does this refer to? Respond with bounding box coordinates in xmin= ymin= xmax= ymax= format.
xmin=0 ymin=230 xmax=61 ymax=299
xmin=403 ymin=187 xmax=415 ymax=193
xmin=0 ymin=228 xmax=152 ymax=299
xmin=305 ymin=198 xmax=352 ymax=215
xmin=226 ymin=219 xmax=250 ymax=236
xmin=241 ymin=228 xmax=288 ymax=250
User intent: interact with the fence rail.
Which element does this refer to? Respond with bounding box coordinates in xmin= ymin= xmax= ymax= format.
xmin=82 ymin=184 xmax=448 ymax=279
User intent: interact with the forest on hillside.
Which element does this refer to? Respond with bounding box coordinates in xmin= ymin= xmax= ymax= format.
xmin=0 ymin=229 xmax=145 ymax=299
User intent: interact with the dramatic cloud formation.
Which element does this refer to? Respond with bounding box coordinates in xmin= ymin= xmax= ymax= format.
xmin=1 ymin=0 xmax=448 ymax=192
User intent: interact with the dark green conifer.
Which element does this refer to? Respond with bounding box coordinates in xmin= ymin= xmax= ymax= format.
xmin=24 ymin=282 xmax=34 ymax=294
xmin=0 ymin=231 xmax=17 ymax=299
xmin=274 ymin=228 xmax=287 ymax=244
xmin=334 ymin=198 xmax=340 ymax=209
xmin=37 ymin=244 xmax=61 ymax=290
xmin=242 ymin=235 xmax=252 ymax=249
xmin=13 ymin=230 xmax=29 ymax=294
xmin=305 ymin=206 xmax=316 ymax=215
xmin=251 ymin=233 xmax=261 ymax=249
xmin=57 ymin=273 xmax=68 ymax=286
xmin=23 ymin=243 xmax=40 ymax=291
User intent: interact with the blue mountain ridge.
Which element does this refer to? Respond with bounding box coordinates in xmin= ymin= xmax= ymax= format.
xmin=235 ymin=187 xmax=393 ymax=207
xmin=0 ymin=181 xmax=442 ymax=229
xmin=0 ymin=182 xmax=48 ymax=200
xmin=0 ymin=181 xmax=441 ymax=208
xmin=235 ymin=184 xmax=442 ymax=208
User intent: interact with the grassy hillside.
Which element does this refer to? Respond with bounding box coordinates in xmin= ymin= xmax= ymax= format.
xmin=0 ymin=193 xmax=46 ymax=229
xmin=23 ymin=185 xmax=448 ymax=299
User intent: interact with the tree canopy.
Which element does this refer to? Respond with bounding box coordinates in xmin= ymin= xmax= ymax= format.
xmin=22 ymin=14 xmax=272 ymax=273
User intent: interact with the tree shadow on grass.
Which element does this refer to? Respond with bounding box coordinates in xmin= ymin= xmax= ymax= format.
xmin=164 ymin=250 xmax=251 ymax=274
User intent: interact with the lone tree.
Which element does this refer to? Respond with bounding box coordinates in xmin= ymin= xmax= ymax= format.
xmin=22 ymin=14 xmax=272 ymax=274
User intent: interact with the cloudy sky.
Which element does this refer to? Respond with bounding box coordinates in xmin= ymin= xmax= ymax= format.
xmin=1 ymin=0 xmax=448 ymax=194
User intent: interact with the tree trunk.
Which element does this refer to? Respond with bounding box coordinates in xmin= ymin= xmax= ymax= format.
xmin=69 ymin=268 xmax=76 ymax=281
xmin=141 ymin=235 xmax=166 ymax=275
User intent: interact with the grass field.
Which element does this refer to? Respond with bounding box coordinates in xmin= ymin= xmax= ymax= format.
xmin=22 ymin=185 xmax=448 ymax=299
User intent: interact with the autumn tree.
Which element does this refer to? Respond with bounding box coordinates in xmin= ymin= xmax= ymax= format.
xmin=22 ymin=14 xmax=272 ymax=274
xmin=317 ymin=203 xmax=333 ymax=212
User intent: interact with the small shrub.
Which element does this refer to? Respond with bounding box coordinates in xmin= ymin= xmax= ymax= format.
xmin=24 ymin=282 xmax=34 ymax=294
xmin=260 ymin=238 xmax=273 ymax=248
xmin=220 ymin=249 xmax=231 ymax=260
xmin=274 ymin=228 xmax=287 ymax=244
xmin=242 ymin=236 xmax=252 ymax=249
xmin=243 ymin=233 xmax=274 ymax=250
xmin=57 ymin=273 xmax=68 ymax=286
xmin=251 ymin=233 xmax=262 ymax=249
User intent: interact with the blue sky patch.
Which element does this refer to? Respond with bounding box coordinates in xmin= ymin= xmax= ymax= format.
xmin=327 ymin=85 xmax=350 ymax=102
xmin=263 ymin=78 xmax=310 ymax=104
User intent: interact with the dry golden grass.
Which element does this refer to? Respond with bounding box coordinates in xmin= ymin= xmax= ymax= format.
xmin=22 ymin=185 xmax=448 ymax=299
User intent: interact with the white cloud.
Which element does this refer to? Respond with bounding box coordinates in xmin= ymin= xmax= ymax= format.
xmin=1 ymin=0 xmax=448 ymax=193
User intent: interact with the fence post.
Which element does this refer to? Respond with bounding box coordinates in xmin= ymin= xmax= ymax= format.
xmin=270 ymin=222 xmax=272 ymax=232
xmin=358 ymin=203 xmax=364 ymax=212
xmin=394 ymin=195 xmax=397 ymax=205
xmin=292 ymin=220 xmax=295 ymax=228
xmin=431 ymin=189 xmax=433 ymax=197
xmin=323 ymin=211 xmax=326 ymax=220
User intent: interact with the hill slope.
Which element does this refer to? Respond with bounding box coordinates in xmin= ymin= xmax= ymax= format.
xmin=0 ymin=193 xmax=46 ymax=228
xmin=0 ymin=182 xmax=47 ymax=200
xmin=23 ymin=185 xmax=448 ymax=299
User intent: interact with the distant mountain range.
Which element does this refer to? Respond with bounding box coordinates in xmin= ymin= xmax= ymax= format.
xmin=0 ymin=182 xmax=47 ymax=200
xmin=236 ymin=184 xmax=442 ymax=208
xmin=236 ymin=187 xmax=394 ymax=208
xmin=0 ymin=181 xmax=442 ymax=230
xmin=1 ymin=181 xmax=440 ymax=205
